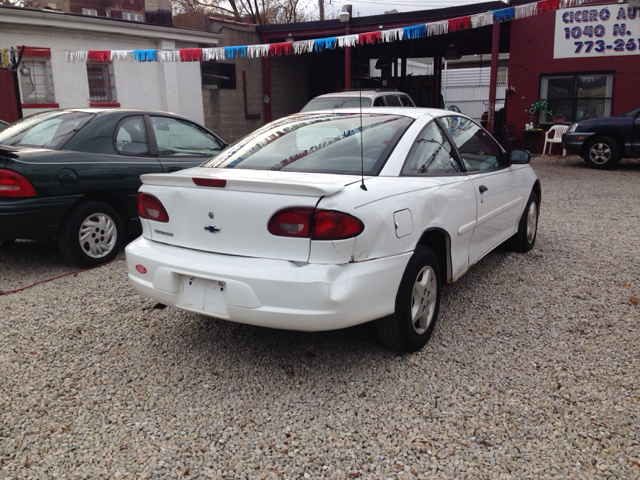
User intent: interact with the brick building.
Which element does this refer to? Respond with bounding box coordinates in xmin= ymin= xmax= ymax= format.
xmin=507 ymin=1 xmax=640 ymax=148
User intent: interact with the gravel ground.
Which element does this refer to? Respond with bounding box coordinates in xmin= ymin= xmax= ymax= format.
xmin=1 ymin=155 xmax=639 ymax=479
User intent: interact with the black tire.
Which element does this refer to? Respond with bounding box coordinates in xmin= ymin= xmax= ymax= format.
xmin=504 ymin=191 xmax=539 ymax=253
xmin=375 ymin=247 xmax=441 ymax=353
xmin=58 ymin=201 xmax=123 ymax=268
xmin=582 ymin=136 xmax=621 ymax=170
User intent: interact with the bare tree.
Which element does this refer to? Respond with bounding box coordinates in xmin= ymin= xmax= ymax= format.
xmin=171 ymin=0 xmax=312 ymax=25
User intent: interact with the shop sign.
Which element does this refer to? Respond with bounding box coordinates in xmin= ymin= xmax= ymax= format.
xmin=554 ymin=3 xmax=640 ymax=58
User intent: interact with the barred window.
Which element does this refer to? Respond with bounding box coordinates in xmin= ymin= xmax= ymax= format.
xmin=87 ymin=62 xmax=117 ymax=103
xmin=19 ymin=58 xmax=56 ymax=105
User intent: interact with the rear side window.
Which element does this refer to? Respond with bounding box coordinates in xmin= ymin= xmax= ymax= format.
xmin=400 ymin=95 xmax=415 ymax=107
xmin=373 ymin=97 xmax=385 ymax=106
xmin=384 ymin=95 xmax=402 ymax=107
xmin=402 ymin=121 xmax=460 ymax=175
xmin=115 ymin=116 xmax=149 ymax=155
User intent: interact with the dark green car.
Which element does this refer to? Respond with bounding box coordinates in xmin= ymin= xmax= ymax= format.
xmin=0 ymin=109 xmax=227 ymax=267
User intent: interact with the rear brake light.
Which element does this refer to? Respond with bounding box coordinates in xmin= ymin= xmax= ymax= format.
xmin=192 ymin=178 xmax=227 ymax=188
xmin=313 ymin=210 xmax=364 ymax=240
xmin=0 ymin=169 xmax=36 ymax=197
xmin=268 ymin=208 xmax=313 ymax=237
xmin=268 ymin=208 xmax=364 ymax=240
xmin=137 ymin=193 xmax=169 ymax=222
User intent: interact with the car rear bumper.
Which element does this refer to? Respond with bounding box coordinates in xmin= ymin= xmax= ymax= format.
xmin=562 ymin=132 xmax=595 ymax=155
xmin=125 ymin=236 xmax=411 ymax=332
xmin=0 ymin=196 xmax=79 ymax=240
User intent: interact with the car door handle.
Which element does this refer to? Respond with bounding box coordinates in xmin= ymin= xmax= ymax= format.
xmin=479 ymin=185 xmax=488 ymax=194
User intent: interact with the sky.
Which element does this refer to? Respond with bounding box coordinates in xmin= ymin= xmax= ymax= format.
xmin=306 ymin=0 xmax=492 ymax=19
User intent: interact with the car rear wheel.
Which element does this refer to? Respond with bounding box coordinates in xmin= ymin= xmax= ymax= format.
xmin=504 ymin=191 xmax=539 ymax=253
xmin=583 ymin=136 xmax=620 ymax=169
xmin=375 ymin=247 xmax=441 ymax=353
xmin=58 ymin=201 xmax=123 ymax=268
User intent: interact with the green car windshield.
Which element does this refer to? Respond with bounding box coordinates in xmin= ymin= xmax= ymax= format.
xmin=0 ymin=111 xmax=95 ymax=149
xmin=204 ymin=113 xmax=413 ymax=175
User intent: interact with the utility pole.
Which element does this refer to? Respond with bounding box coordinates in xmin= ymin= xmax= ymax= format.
xmin=319 ymin=0 xmax=324 ymax=20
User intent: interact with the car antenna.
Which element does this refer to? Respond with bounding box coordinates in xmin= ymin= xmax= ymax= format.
xmin=359 ymin=57 xmax=367 ymax=191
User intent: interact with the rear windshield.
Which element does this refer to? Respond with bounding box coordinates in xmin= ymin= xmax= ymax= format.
xmin=204 ymin=113 xmax=414 ymax=175
xmin=0 ymin=111 xmax=95 ymax=149
xmin=300 ymin=97 xmax=373 ymax=112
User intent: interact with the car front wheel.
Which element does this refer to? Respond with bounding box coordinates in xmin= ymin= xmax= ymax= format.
xmin=504 ymin=191 xmax=539 ymax=253
xmin=583 ymin=136 xmax=620 ymax=169
xmin=375 ymin=247 xmax=441 ymax=353
xmin=58 ymin=201 xmax=123 ymax=268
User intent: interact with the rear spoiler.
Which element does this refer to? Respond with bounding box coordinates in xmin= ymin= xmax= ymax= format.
xmin=141 ymin=170 xmax=349 ymax=197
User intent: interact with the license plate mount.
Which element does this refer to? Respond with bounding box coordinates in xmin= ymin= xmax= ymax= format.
xmin=178 ymin=276 xmax=228 ymax=317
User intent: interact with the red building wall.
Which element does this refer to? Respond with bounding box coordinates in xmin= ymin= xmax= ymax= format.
xmin=508 ymin=3 xmax=640 ymax=150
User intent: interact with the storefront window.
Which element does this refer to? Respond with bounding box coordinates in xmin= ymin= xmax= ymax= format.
xmin=540 ymin=73 xmax=613 ymax=123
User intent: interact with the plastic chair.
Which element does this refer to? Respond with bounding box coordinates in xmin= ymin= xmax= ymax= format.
xmin=543 ymin=125 xmax=568 ymax=156
xmin=499 ymin=122 xmax=519 ymax=150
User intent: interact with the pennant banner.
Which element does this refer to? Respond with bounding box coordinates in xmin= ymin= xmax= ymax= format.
xmin=65 ymin=0 xmax=588 ymax=64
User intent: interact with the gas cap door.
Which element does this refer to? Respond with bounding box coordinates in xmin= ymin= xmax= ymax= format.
xmin=58 ymin=168 xmax=78 ymax=188
xmin=394 ymin=209 xmax=413 ymax=238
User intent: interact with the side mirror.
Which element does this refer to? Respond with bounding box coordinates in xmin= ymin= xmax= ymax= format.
xmin=508 ymin=149 xmax=531 ymax=165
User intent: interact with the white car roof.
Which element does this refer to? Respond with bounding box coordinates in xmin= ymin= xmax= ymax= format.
xmin=295 ymin=107 xmax=463 ymax=120
xmin=312 ymin=90 xmax=410 ymax=100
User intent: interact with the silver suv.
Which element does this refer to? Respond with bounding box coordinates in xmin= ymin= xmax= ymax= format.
xmin=300 ymin=89 xmax=416 ymax=112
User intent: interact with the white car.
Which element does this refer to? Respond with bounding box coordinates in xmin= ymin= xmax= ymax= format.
xmin=300 ymin=89 xmax=416 ymax=112
xmin=126 ymin=108 xmax=540 ymax=353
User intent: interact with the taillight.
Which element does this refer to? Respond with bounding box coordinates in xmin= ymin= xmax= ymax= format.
xmin=268 ymin=208 xmax=364 ymax=240
xmin=268 ymin=207 xmax=313 ymax=237
xmin=0 ymin=169 xmax=36 ymax=198
xmin=137 ymin=193 xmax=169 ymax=222
xmin=192 ymin=178 xmax=227 ymax=188
xmin=313 ymin=210 xmax=364 ymax=240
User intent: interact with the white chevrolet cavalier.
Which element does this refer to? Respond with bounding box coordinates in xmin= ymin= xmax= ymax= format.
xmin=126 ymin=108 xmax=540 ymax=353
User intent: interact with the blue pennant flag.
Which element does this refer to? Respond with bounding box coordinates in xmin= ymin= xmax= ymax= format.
xmin=403 ymin=24 xmax=427 ymax=39
xmin=493 ymin=7 xmax=515 ymax=22
xmin=225 ymin=46 xmax=247 ymax=59
xmin=314 ymin=37 xmax=337 ymax=52
xmin=134 ymin=50 xmax=158 ymax=62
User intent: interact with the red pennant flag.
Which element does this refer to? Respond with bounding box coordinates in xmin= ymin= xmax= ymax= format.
xmin=537 ymin=0 xmax=560 ymax=14
xmin=269 ymin=42 xmax=293 ymax=56
xmin=179 ymin=48 xmax=202 ymax=62
xmin=448 ymin=16 xmax=472 ymax=32
xmin=87 ymin=51 xmax=111 ymax=62
xmin=359 ymin=31 xmax=381 ymax=45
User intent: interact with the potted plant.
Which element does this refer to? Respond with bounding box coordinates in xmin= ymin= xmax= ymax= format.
xmin=526 ymin=100 xmax=552 ymax=128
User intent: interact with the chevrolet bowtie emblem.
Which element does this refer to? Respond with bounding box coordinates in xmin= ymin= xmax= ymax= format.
xmin=204 ymin=225 xmax=221 ymax=233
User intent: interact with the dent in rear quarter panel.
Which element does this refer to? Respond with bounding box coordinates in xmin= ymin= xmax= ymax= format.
xmin=326 ymin=177 xmax=477 ymax=281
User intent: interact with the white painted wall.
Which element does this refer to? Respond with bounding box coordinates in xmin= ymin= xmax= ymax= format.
xmin=0 ymin=20 xmax=208 ymax=124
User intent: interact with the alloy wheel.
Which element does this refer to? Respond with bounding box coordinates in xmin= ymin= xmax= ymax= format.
xmin=589 ymin=142 xmax=611 ymax=165
xmin=411 ymin=265 xmax=437 ymax=335
xmin=526 ymin=202 xmax=537 ymax=244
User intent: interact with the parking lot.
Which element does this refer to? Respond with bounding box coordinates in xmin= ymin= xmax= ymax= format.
xmin=1 ymin=155 xmax=639 ymax=479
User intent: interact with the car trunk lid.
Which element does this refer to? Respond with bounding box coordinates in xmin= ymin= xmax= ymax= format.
xmin=140 ymin=167 xmax=365 ymax=262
